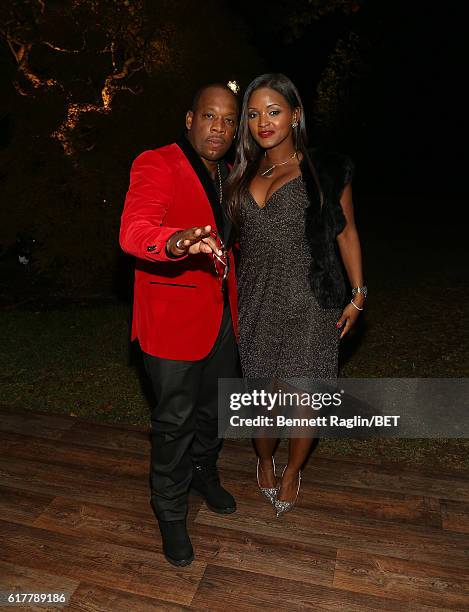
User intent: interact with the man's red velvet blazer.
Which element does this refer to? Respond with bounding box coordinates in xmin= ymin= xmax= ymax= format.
xmin=119 ymin=140 xmax=238 ymax=360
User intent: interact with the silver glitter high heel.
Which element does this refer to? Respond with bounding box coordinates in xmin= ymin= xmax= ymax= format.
xmin=274 ymin=466 xmax=301 ymax=517
xmin=256 ymin=457 xmax=279 ymax=504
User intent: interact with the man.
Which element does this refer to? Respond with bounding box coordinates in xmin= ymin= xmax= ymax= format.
xmin=120 ymin=84 xmax=239 ymax=567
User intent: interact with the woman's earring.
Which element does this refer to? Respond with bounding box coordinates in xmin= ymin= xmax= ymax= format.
xmin=292 ymin=121 xmax=298 ymax=128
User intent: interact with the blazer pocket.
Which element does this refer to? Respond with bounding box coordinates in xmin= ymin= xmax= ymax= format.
xmin=149 ymin=281 xmax=197 ymax=301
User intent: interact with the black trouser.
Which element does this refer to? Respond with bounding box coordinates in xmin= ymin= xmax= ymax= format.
xmin=143 ymin=302 xmax=240 ymax=521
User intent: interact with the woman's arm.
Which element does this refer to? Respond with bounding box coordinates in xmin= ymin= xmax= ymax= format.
xmin=335 ymin=183 xmax=365 ymax=337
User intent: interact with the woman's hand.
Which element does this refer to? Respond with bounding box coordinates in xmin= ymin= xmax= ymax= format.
xmin=336 ymin=299 xmax=364 ymax=339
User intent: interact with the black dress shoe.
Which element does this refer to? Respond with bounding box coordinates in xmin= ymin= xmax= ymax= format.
xmin=191 ymin=463 xmax=236 ymax=514
xmin=157 ymin=519 xmax=194 ymax=567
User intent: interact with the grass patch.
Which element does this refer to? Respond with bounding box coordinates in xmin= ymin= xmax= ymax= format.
xmin=0 ymin=303 xmax=150 ymax=425
xmin=1 ymin=278 xmax=468 ymax=470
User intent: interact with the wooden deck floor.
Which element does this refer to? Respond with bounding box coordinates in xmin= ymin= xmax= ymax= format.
xmin=1 ymin=406 xmax=469 ymax=610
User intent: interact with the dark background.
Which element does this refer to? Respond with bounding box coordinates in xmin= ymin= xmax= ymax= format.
xmin=0 ymin=0 xmax=467 ymax=297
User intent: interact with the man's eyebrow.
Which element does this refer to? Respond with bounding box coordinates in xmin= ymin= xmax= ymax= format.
xmin=201 ymin=107 xmax=236 ymax=114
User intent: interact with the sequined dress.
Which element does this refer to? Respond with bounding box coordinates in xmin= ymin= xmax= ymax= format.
xmin=237 ymin=175 xmax=341 ymax=379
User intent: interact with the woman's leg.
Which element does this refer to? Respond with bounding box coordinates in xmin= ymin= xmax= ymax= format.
xmin=250 ymin=376 xmax=281 ymax=488
xmin=277 ymin=437 xmax=312 ymax=501
xmin=253 ymin=437 xmax=278 ymax=488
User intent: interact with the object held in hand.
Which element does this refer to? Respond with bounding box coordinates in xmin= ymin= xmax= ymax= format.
xmin=209 ymin=230 xmax=229 ymax=281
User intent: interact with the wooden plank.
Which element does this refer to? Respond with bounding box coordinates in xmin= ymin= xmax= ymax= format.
xmin=0 ymin=560 xmax=79 ymax=609
xmin=68 ymin=581 xmax=189 ymax=611
xmin=298 ymin=483 xmax=429 ymax=525
xmin=0 ymin=410 xmax=466 ymax=610
xmin=301 ymin=459 xmax=469 ymax=503
xmin=0 ymin=406 xmax=75 ymax=440
xmin=220 ymin=471 xmax=433 ymax=526
xmin=192 ymin=522 xmax=337 ymax=588
xmin=0 ymin=442 xmax=447 ymax=530
xmin=59 ymin=420 xmax=149 ymax=454
xmin=0 ymin=456 xmax=149 ymax=513
xmin=33 ymin=497 xmax=336 ymax=588
xmin=422 ymin=496 xmax=442 ymax=529
xmin=191 ymin=564 xmax=408 ymax=611
xmin=334 ymin=548 xmax=469 ymax=608
xmin=0 ymin=520 xmax=205 ymax=606
xmin=441 ymin=499 xmax=469 ymax=534
xmin=0 ymin=485 xmax=54 ymax=524
xmin=32 ymin=497 xmax=217 ymax=558
xmin=220 ymin=439 xmax=384 ymax=466
xmin=219 ymin=443 xmax=469 ymax=486
xmin=224 ymin=438 xmax=377 ymax=466
xmin=0 ymin=430 xmax=147 ymax=478
xmin=195 ymin=498 xmax=469 ymax=568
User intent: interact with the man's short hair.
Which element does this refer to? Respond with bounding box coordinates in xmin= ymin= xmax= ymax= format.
xmin=190 ymin=83 xmax=239 ymax=113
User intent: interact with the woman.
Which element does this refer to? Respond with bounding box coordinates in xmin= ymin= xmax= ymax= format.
xmin=225 ymin=73 xmax=365 ymax=516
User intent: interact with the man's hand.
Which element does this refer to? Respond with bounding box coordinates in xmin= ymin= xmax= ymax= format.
xmin=166 ymin=225 xmax=223 ymax=258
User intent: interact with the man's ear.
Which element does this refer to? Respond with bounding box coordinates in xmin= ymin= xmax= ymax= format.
xmin=185 ymin=111 xmax=193 ymax=131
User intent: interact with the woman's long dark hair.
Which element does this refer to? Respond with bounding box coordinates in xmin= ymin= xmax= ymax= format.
xmin=225 ymin=73 xmax=323 ymax=229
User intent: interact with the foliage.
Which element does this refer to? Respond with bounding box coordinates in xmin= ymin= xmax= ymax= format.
xmin=234 ymin=0 xmax=362 ymax=43
xmin=278 ymin=0 xmax=362 ymax=42
xmin=313 ymin=31 xmax=370 ymax=144
xmin=0 ymin=0 xmax=263 ymax=293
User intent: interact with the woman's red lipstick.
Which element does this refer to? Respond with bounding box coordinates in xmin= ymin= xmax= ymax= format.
xmin=258 ymin=131 xmax=274 ymax=138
